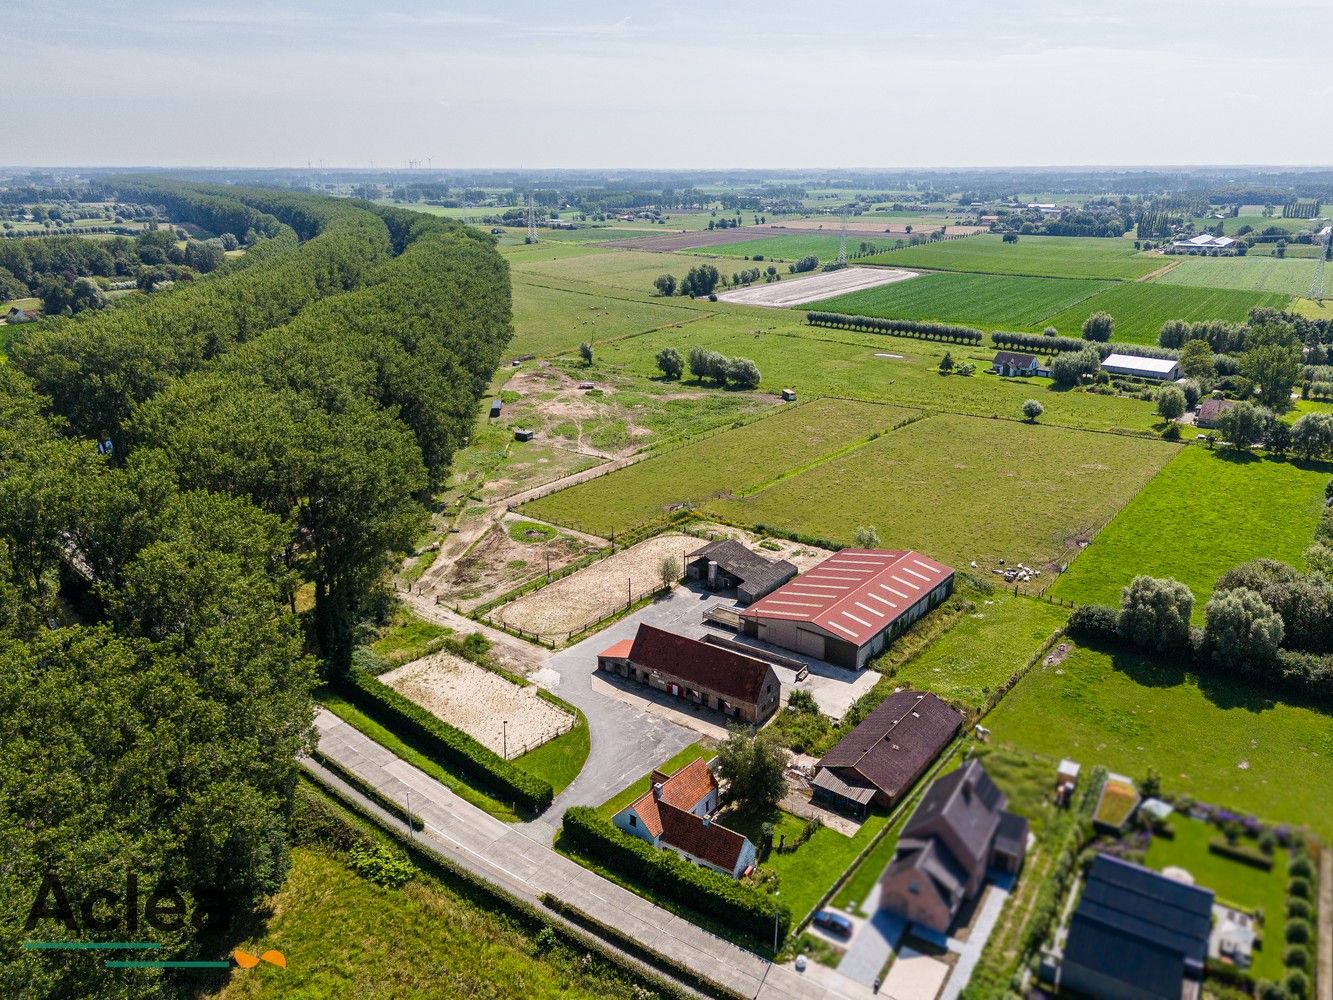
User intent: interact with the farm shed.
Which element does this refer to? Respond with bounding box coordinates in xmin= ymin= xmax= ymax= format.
xmin=1170 ymin=233 xmax=1238 ymax=255
xmin=810 ymin=690 xmax=961 ymax=816
xmin=596 ymin=624 xmax=781 ymax=725
xmin=1100 ymin=353 xmax=1180 ymax=381
xmin=1054 ymin=854 xmax=1213 ymax=1000
xmin=685 ymin=539 xmax=796 ymax=604
xmin=1194 ymin=397 xmax=1235 ymax=428
xmin=739 ymin=549 xmax=955 ymax=670
xmin=781 ymin=388 xmax=797 ymax=401
xmin=878 ymin=760 xmax=1028 ymax=934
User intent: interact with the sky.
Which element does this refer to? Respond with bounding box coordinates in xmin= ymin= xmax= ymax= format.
xmin=7 ymin=0 xmax=1333 ymax=169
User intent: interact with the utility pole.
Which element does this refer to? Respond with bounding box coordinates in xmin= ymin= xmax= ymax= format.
xmin=503 ymin=720 xmax=508 ymax=761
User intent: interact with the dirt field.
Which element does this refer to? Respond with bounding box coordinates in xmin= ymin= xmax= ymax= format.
xmin=717 ymin=266 xmax=919 ymax=307
xmin=382 ymin=652 xmax=575 ymax=758
xmin=435 ymin=517 xmax=599 ymax=611
xmin=777 ymin=219 xmax=990 ymax=237
xmin=495 ymin=533 xmax=696 ymax=637
xmin=596 ymin=225 xmax=806 ymax=252
xmin=688 ymin=523 xmax=834 ymax=573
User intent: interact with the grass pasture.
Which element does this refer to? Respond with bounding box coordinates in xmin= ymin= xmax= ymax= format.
xmin=683 ymin=234 xmax=851 ymax=262
xmin=1154 ymin=255 xmax=1320 ymax=295
xmin=509 ymin=279 xmax=702 ymax=357
xmin=1051 ymin=446 xmax=1330 ymax=610
xmin=814 ymin=272 xmax=1110 ymax=330
xmin=987 ymin=643 xmax=1333 ymax=840
xmin=858 ymin=235 xmax=1161 ymax=281
xmin=1041 ymin=281 xmax=1290 ymax=345
xmin=708 ymin=412 xmax=1177 ymax=575
xmin=520 ymin=397 xmax=914 ymax=536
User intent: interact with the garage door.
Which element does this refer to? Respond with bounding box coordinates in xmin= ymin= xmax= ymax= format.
xmin=795 ymin=628 xmax=825 ymax=659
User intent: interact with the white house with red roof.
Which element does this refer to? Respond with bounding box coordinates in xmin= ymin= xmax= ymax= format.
xmin=739 ymin=549 xmax=954 ymax=670
xmin=612 ymin=757 xmax=757 ymax=878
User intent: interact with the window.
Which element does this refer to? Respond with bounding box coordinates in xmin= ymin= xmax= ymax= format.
xmin=629 ymin=815 xmax=637 ymax=827
xmin=908 ymin=881 xmax=920 ymax=895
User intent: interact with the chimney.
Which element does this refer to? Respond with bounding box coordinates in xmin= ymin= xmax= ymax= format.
xmin=708 ymin=560 xmax=718 ymax=588
xmin=702 ymin=817 xmax=711 ymax=827
xmin=652 ymin=782 xmax=663 ymax=799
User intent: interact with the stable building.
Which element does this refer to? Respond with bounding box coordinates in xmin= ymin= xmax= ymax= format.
xmin=597 ymin=623 xmax=781 ymax=724
xmin=811 ymin=690 xmax=962 ymax=816
xmin=879 ymin=760 xmax=1029 ymax=934
xmin=1101 ymin=353 xmax=1180 ymax=381
xmin=1170 ymin=233 xmax=1237 ymax=255
xmin=685 ymin=539 xmax=797 ymax=605
xmin=738 ymin=549 xmax=955 ymax=670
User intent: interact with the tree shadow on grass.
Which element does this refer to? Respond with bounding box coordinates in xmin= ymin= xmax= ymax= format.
xmin=1099 ymin=640 xmax=1300 ymax=716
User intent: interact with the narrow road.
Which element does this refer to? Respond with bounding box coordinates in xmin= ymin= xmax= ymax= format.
xmin=309 ymin=707 xmax=870 ymax=999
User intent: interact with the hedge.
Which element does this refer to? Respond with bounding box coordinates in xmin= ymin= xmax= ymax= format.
xmin=1209 ymin=838 xmax=1276 ymax=871
xmin=805 ymin=311 xmax=984 ymax=344
xmin=561 ymin=806 xmax=790 ymax=945
xmin=990 ymin=330 xmax=1238 ymax=373
xmin=340 ymin=667 xmax=553 ymax=813
xmin=311 ymin=749 xmax=424 ymax=831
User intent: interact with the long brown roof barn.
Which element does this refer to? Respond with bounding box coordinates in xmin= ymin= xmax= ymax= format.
xmin=811 ymin=690 xmax=962 ymax=814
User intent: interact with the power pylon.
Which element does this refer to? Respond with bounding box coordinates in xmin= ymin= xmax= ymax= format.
xmin=526 ymin=193 xmax=538 ymax=244
xmin=1311 ymin=228 xmax=1330 ymax=301
xmin=836 ymin=210 xmax=849 ymax=267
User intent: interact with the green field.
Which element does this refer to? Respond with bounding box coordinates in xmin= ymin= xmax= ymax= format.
xmin=987 ymin=643 xmax=1333 ymax=839
xmin=858 ymin=235 xmax=1161 ymax=281
xmin=892 ymin=593 xmax=1069 ymax=711
xmin=1154 ymin=255 xmax=1320 ymax=295
xmin=707 ymin=413 xmax=1177 ymax=574
xmin=585 ymin=314 xmax=1164 ymax=434
xmin=1143 ymin=815 xmax=1290 ymax=983
xmin=1216 ymin=214 xmax=1320 ymax=236
xmin=815 ymin=272 xmax=1110 ymax=329
xmin=1041 ymin=281 xmax=1290 ymax=345
xmin=683 ymin=234 xmax=850 ymax=262
xmin=509 ymin=246 xmax=759 ymax=295
xmin=1052 ymin=446 xmax=1330 ymax=610
xmin=520 ymin=398 xmax=914 ymax=536
xmin=509 ymin=279 xmax=703 ymax=357
xmin=1245 ymin=242 xmax=1325 ymax=258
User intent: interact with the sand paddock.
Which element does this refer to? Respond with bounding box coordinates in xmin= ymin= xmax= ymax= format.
xmin=495 ymin=533 xmax=695 ymax=637
xmin=382 ymin=652 xmax=574 ymax=758
xmin=717 ymin=266 xmax=918 ymax=307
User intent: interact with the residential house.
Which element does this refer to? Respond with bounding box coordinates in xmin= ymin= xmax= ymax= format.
xmin=1057 ymin=854 xmax=1213 ymax=1000
xmin=613 ymin=757 xmax=756 ymax=878
xmin=811 ymin=690 xmax=962 ymax=817
xmin=739 ymin=549 xmax=955 ymax=670
xmin=597 ymin=624 xmax=781 ymax=724
xmin=685 ymin=539 xmax=797 ymax=605
xmin=1195 ymin=397 xmax=1235 ymax=428
xmin=991 ymin=351 xmax=1041 ymax=377
xmin=878 ymin=759 xmax=1029 ymax=934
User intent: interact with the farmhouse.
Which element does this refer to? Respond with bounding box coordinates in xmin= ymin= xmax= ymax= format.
xmin=810 ymin=690 xmax=962 ymax=817
xmin=1055 ymin=854 xmax=1213 ymax=1000
xmin=738 ymin=549 xmax=955 ymax=670
xmin=878 ymin=760 xmax=1028 ymax=934
xmin=596 ymin=624 xmax=781 ymax=724
xmin=991 ymin=351 xmax=1041 ymax=377
xmin=1194 ymin=397 xmax=1235 ymax=428
xmin=613 ymin=757 xmax=756 ymax=878
xmin=1101 ymin=353 xmax=1180 ymax=381
xmin=1171 ymin=233 xmax=1238 ymax=255
xmin=685 ymin=539 xmax=796 ymax=604
xmin=5 ymin=306 xmax=35 ymax=323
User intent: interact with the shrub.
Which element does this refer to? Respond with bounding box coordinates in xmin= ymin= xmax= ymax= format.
xmin=1288 ymin=877 xmax=1312 ymax=900
xmin=561 ymin=806 xmax=789 ymax=944
xmin=1284 ymin=918 xmax=1311 ymax=945
xmin=346 ymin=843 xmax=415 ymax=888
xmin=340 ymin=667 xmax=553 ymax=812
xmin=1209 ymin=838 xmax=1274 ymax=870
xmin=1286 ymin=898 xmax=1311 ymax=921
xmin=1286 ymin=970 xmax=1309 ymax=999
xmin=1162 ymin=423 xmax=1181 ymax=440
xmin=1288 ymin=855 xmax=1314 ymax=879
xmin=1068 ymin=603 xmax=1120 ymax=643
xmin=1284 ymin=945 xmax=1308 ymax=970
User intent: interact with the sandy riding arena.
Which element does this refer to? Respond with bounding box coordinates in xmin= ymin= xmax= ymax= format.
xmin=495 ymin=533 xmax=695 ymax=638
xmin=382 ymin=652 xmax=575 ymax=758
xmin=717 ymin=266 xmax=918 ymax=307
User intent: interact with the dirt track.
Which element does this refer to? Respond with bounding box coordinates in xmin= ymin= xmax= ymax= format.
xmin=717 ymin=266 xmax=919 ymax=307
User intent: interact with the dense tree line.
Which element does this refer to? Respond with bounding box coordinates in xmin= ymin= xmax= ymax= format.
xmin=0 ymin=182 xmax=511 ymax=996
xmin=806 ymin=311 xmax=984 ymax=343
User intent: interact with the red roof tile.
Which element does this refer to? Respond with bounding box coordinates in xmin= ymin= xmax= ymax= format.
xmin=598 ymin=638 xmax=634 ymax=659
xmin=628 ymin=624 xmax=776 ymax=705
xmin=740 ymin=549 xmax=954 ymax=646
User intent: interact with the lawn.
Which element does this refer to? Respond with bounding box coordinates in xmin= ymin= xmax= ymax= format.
xmin=1154 ymin=255 xmax=1321 ymax=296
xmin=370 ymin=607 xmax=453 ymax=669
xmin=1051 ymin=446 xmax=1331 ymax=611
xmin=510 ymin=246 xmax=767 ymax=296
xmin=857 ymin=235 xmax=1162 ymax=281
xmin=813 ymin=272 xmax=1111 ymax=330
xmin=520 ymin=397 xmax=914 ymax=536
xmin=509 ymin=278 xmax=703 ymax=357
xmin=214 ymin=844 xmax=656 ymax=999
xmin=707 ymin=412 xmax=1178 ymax=577
xmin=515 ymin=706 xmax=590 ymax=796
xmin=1040 ymin=281 xmax=1291 ymax=345
xmin=585 ymin=313 xmax=1164 ymax=434
xmin=986 ymin=643 xmax=1333 ymax=839
xmin=596 ymin=741 xmax=714 ymax=816
xmin=1143 ymin=815 xmax=1289 ymax=983
xmin=892 ymin=593 xmax=1069 ymax=712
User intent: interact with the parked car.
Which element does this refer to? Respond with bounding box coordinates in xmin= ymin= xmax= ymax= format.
xmin=812 ymin=909 xmax=853 ymax=938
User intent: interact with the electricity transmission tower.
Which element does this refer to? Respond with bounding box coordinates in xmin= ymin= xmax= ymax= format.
xmin=836 ymin=210 xmax=849 ymax=266
xmin=1311 ymin=228 xmax=1330 ymax=301
xmin=525 ymin=193 xmax=538 ymax=244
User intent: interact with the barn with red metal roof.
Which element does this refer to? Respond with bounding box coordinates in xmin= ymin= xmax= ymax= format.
xmin=737 ymin=549 xmax=955 ymax=669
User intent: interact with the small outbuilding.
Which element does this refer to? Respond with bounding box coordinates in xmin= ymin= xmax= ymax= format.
xmin=685 ymin=539 xmax=796 ymax=605
xmin=1101 ymin=353 xmax=1180 ymax=381
xmin=489 ymin=399 xmax=503 ymax=418
xmin=781 ymin=388 xmax=797 ymax=401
